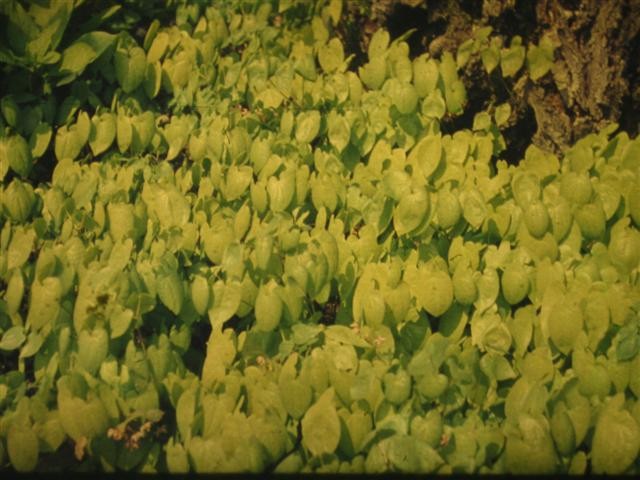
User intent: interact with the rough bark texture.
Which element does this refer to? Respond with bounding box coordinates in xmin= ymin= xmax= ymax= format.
xmin=531 ymin=0 xmax=640 ymax=150
xmin=338 ymin=0 xmax=640 ymax=160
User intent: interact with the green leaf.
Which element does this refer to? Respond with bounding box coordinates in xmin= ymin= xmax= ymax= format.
xmin=142 ymin=183 xmax=190 ymax=230
xmin=521 ymin=144 xmax=559 ymax=180
xmin=526 ymin=35 xmax=555 ymax=81
xmin=413 ymin=56 xmax=439 ymax=97
xmin=608 ymin=218 xmax=640 ymax=273
xmin=591 ymin=404 xmax=640 ymax=474
xmin=165 ymin=439 xmax=190 ymax=473
xmin=508 ymin=306 xmax=534 ymax=357
xmin=436 ymin=189 xmax=462 ymax=229
xmin=144 ymin=61 xmax=162 ymax=99
xmin=416 ymin=373 xmax=448 ymax=399
xmin=505 ymin=415 xmax=557 ymax=474
xmin=548 ymin=300 xmax=583 ymax=355
xmin=267 ymin=172 xmax=295 ymax=212
xmin=188 ymin=436 xmax=227 ymax=472
xmin=390 ymin=80 xmax=418 ymax=114
xmin=0 ymin=326 xmax=26 ymax=351
xmin=208 ymin=280 xmax=242 ymax=330
xmin=7 ymin=226 xmax=36 ymax=270
xmin=410 ymin=411 xmax=443 ymax=448
xmin=147 ymin=31 xmax=168 ymax=63
xmin=422 ymin=89 xmax=446 ymax=118
xmin=362 ymin=289 xmax=385 ymax=327
xmin=384 ymin=282 xmax=412 ymax=324
xmin=481 ymin=41 xmax=501 ymax=74
xmin=223 ymin=165 xmax=252 ymax=202
xmin=461 ymin=188 xmax=488 ymax=229
xmin=359 ymin=57 xmax=386 ymax=90
xmin=27 ymin=277 xmax=62 ymax=332
xmin=77 ymin=327 xmax=109 ymax=375
xmin=328 ymin=112 xmax=350 ymax=153
xmin=19 ymin=331 xmax=44 ymax=358
xmin=383 ymin=169 xmax=411 ymax=201
xmin=255 ymin=280 xmax=283 ymax=332
xmin=58 ymin=31 xmax=116 ymax=82
xmin=106 ymin=202 xmax=134 ymax=241
xmin=318 ymin=38 xmax=344 ymax=73
xmin=386 ymin=434 xmax=420 ymax=472
xmin=157 ymin=269 xmax=184 ymax=315
xmin=114 ymin=46 xmax=146 ymax=93
xmin=29 ymin=122 xmax=52 ymax=158
xmin=57 ymin=378 xmax=109 ymax=442
xmin=501 ymin=37 xmax=525 ymax=77
xmin=191 ymin=275 xmax=210 ymax=316
xmin=501 ymin=263 xmax=530 ymax=305
xmin=1 ymin=96 xmax=19 ymax=127
xmin=324 ymin=325 xmax=369 ymax=348
xmin=413 ymin=267 xmax=454 ymax=317
xmin=473 ymin=111 xmax=492 ymax=131
xmin=452 ymin=265 xmax=478 ymax=306
xmin=7 ymin=134 xmax=33 ymax=178
xmin=474 ymin=268 xmax=500 ymax=313
xmin=163 ymin=116 xmax=191 ymax=161
xmin=177 ymin=387 xmax=197 ymax=441
xmin=116 ymin=112 xmax=132 ymax=153
xmin=383 ymin=370 xmax=411 ymax=405
xmin=54 ymin=113 xmax=90 ymax=161
xmin=550 ymin=408 xmax=575 ymax=456
xmin=110 ymin=307 xmax=133 ymax=339
xmin=301 ymin=388 xmax=341 ymax=457
xmin=440 ymin=52 xmax=466 ymax=114
xmin=410 ymin=134 xmax=442 ymax=179
xmin=25 ymin=0 xmax=71 ymax=57
xmin=393 ymin=187 xmax=430 ymax=236
xmin=7 ymin=423 xmax=39 ymax=472
xmin=295 ymin=110 xmax=321 ymax=144
xmin=326 ymin=0 xmax=343 ymax=26
xmin=279 ymin=375 xmax=313 ymax=420
xmin=202 ymin=329 xmax=236 ymax=387
xmin=456 ymin=37 xmax=474 ymax=67
xmin=88 ymin=112 xmax=116 ymax=156
xmin=494 ymin=102 xmax=511 ymax=127
xmin=5 ymin=269 xmax=25 ymax=315
xmin=202 ymin=223 xmax=235 ymax=264
xmin=368 ymin=29 xmax=390 ymax=59
xmin=130 ymin=111 xmax=155 ymax=153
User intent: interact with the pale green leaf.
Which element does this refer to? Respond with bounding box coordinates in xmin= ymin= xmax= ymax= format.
xmin=7 ymin=424 xmax=38 ymax=472
xmin=301 ymin=388 xmax=341 ymax=456
xmin=0 ymin=326 xmax=26 ymax=351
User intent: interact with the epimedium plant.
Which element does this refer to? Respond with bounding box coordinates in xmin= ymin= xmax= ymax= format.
xmin=1 ymin=0 xmax=640 ymax=474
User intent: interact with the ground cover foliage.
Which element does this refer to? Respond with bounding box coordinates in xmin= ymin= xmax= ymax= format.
xmin=0 ymin=0 xmax=639 ymax=474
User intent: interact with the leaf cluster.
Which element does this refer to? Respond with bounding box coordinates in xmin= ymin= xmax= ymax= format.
xmin=1 ymin=0 xmax=639 ymax=474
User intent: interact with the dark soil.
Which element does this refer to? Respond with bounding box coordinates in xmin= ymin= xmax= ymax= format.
xmin=338 ymin=0 xmax=640 ymax=161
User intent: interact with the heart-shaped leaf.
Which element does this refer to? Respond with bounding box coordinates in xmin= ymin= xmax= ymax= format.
xmin=114 ymin=46 xmax=146 ymax=93
xmin=255 ymin=280 xmax=283 ymax=332
xmin=301 ymin=388 xmax=340 ymax=456
xmin=88 ymin=112 xmax=116 ymax=156
xmin=7 ymin=424 xmax=39 ymax=472
xmin=77 ymin=327 xmax=109 ymax=375
xmin=29 ymin=122 xmax=53 ymax=158
xmin=393 ymin=187 xmax=429 ymax=236
xmin=7 ymin=134 xmax=33 ymax=177
xmin=295 ymin=110 xmax=321 ymax=144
